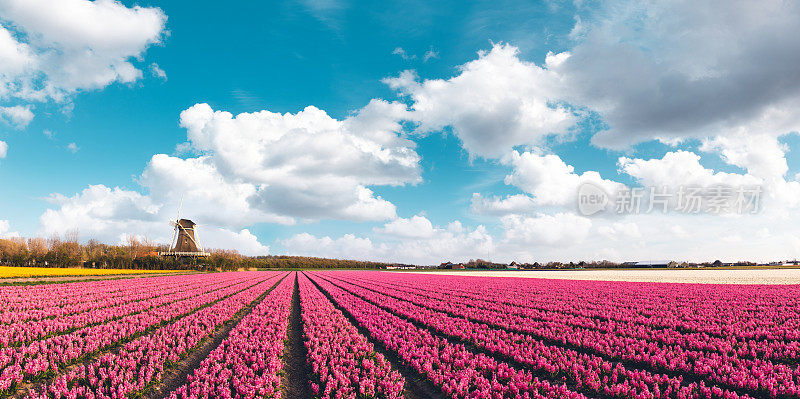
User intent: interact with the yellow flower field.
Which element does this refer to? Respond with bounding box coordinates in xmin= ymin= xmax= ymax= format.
xmin=0 ymin=266 xmax=183 ymax=278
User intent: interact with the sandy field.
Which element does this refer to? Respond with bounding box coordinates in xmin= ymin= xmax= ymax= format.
xmin=413 ymin=269 xmax=800 ymax=285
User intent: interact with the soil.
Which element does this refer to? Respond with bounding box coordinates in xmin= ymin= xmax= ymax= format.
xmin=281 ymin=273 xmax=313 ymax=399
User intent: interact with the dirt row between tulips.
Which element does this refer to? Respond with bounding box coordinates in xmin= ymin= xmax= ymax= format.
xmin=281 ymin=274 xmax=313 ymax=399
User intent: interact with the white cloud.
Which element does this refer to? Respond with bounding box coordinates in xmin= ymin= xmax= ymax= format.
xmin=282 ymin=218 xmax=494 ymax=265
xmin=139 ymin=154 xmax=292 ymax=228
xmin=423 ymin=48 xmax=438 ymax=62
xmin=385 ymin=44 xmax=577 ymax=158
xmin=619 ymin=151 xmax=761 ymax=189
xmin=0 ymin=105 xmax=33 ymax=128
xmin=503 ymin=150 xmax=624 ymax=207
xmin=700 ymin=134 xmax=789 ymax=181
xmin=550 ymin=0 xmax=800 ymax=148
xmin=377 ymin=2 xmax=800 ymax=151
xmin=41 ymin=99 xmax=423 ymax=251
xmin=66 ymin=142 xmax=79 ymax=153
xmin=0 ymin=219 xmax=19 ymax=238
xmin=0 ymin=0 xmax=166 ymax=116
xmin=0 ymin=140 xmax=6 ymax=158
xmin=177 ymin=100 xmax=419 ymax=221
xmin=597 ymin=222 xmax=641 ymax=240
xmin=149 ymin=62 xmax=166 ymax=80
xmin=38 ymin=184 xmax=270 ymax=256
xmin=500 ymin=212 xmax=592 ymax=246
xmin=375 ymin=214 xmax=435 ymax=239
xmin=670 ymin=225 xmax=690 ymax=239
xmin=392 ymin=47 xmax=415 ymax=61
xmin=470 ymin=193 xmax=537 ymax=216
xmin=200 ymin=228 xmax=269 ymax=256
xmin=281 ymin=233 xmax=380 ymax=260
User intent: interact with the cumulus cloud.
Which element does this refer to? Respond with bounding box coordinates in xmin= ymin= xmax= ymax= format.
xmin=501 ymin=212 xmax=592 ymax=246
xmin=0 ymin=105 xmax=33 ymax=128
xmin=385 ymin=44 xmax=577 ymax=158
xmin=619 ymin=151 xmax=761 ymax=190
xmin=597 ymin=222 xmax=641 ymax=241
xmin=0 ymin=0 xmax=166 ymax=116
xmin=375 ymin=214 xmax=435 ymax=238
xmin=503 ymin=150 xmax=624 ymax=207
xmin=378 ymin=1 xmax=800 ymax=153
xmin=550 ymin=0 xmax=800 ymax=148
xmin=281 ymin=233 xmax=380 ymax=260
xmin=176 ymin=100 xmax=419 ymax=221
xmin=40 ymin=99 xmax=423 ymax=251
xmin=0 ymin=140 xmax=6 ymax=158
xmin=38 ymin=184 xmax=270 ymax=255
xmin=0 ymin=219 xmax=19 ymax=238
xmin=283 ymin=215 xmax=494 ymax=265
xmin=700 ymin=134 xmax=789 ymax=181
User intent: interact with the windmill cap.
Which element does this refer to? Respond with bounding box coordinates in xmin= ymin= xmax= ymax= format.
xmin=177 ymin=219 xmax=196 ymax=227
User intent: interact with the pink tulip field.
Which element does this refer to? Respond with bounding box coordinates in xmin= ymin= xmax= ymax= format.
xmin=0 ymin=270 xmax=797 ymax=398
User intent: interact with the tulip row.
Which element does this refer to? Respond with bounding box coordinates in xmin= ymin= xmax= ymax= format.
xmin=360 ymin=274 xmax=800 ymax=342
xmin=1 ymin=275 xmax=244 ymax=347
xmin=306 ymin=273 xmax=587 ymax=399
xmin=375 ymin=279 xmax=800 ymax=364
xmin=1 ymin=276 xmax=201 ymax=326
xmin=27 ymin=272 xmax=288 ymax=399
xmin=316 ymin=273 xmax=753 ymax=399
xmin=166 ymin=272 xmax=294 ymax=399
xmin=0 ymin=272 xmax=281 ymax=394
xmin=335 ymin=273 xmax=800 ymax=396
xmin=297 ymin=273 xmax=404 ymax=399
xmin=0 ymin=274 xmax=195 ymax=314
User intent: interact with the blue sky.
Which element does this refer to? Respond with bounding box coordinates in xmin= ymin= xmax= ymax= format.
xmin=2 ymin=0 xmax=800 ymax=264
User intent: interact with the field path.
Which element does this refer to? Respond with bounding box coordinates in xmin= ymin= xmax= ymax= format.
xmin=281 ymin=273 xmax=313 ymax=399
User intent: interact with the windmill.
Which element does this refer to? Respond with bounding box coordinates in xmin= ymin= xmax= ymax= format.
xmin=160 ymin=198 xmax=210 ymax=257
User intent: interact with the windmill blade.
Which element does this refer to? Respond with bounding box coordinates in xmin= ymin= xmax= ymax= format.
xmin=194 ymin=225 xmax=203 ymax=252
xmin=177 ymin=196 xmax=184 ymax=220
xmin=169 ymin=225 xmax=178 ymax=250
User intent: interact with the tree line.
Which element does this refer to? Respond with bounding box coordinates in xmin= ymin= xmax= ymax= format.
xmin=0 ymin=232 xmax=402 ymax=271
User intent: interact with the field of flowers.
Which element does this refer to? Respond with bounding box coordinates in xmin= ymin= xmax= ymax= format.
xmin=0 ymin=266 xmax=182 ymax=279
xmin=1 ymin=269 xmax=798 ymax=398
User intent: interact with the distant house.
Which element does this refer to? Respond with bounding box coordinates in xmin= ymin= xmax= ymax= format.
xmin=507 ymin=261 xmax=519 ymax=270
xmin=452 ymin=263 xmax=466 ymax=270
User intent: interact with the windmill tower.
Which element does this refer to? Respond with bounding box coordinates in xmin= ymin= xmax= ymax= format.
xmin=160 ymin=199 xmax=210 ymax=257
xmin=171 ymin=219 xmax=203 ymax=253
